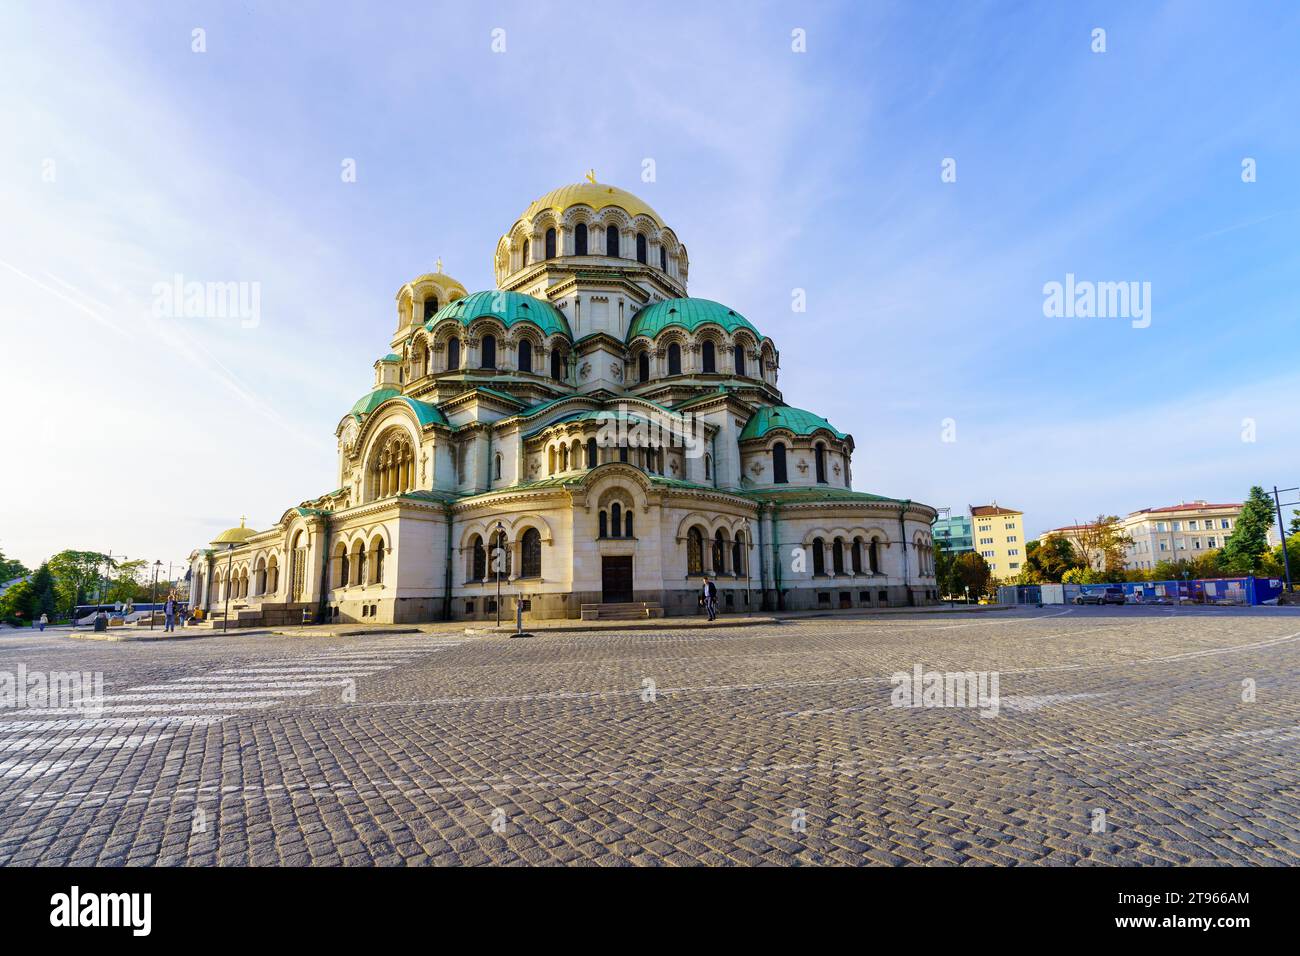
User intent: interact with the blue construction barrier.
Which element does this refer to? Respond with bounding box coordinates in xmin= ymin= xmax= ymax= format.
xmin=1000 ymin=577 xmax=1285 ymax=606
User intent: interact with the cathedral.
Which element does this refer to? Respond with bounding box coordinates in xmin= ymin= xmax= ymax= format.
xmin=189 ymin=178 xmax=939 ymax=624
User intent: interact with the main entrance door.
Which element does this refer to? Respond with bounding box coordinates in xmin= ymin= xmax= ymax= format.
xmin=601 ymin=556 xmax=633 ymax=604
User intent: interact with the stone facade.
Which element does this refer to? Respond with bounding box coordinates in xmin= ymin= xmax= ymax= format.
xmin=190 ymin=179 xmax=938 ymax=624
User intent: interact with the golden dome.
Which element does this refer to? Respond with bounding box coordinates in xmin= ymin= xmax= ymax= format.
xmin=521 ymin=179 xmax=663 ymax=227
xmin=400 ymin=261 xmax=467 ymax=301
xmin=211 ymin=517 xmax=257 ymax=547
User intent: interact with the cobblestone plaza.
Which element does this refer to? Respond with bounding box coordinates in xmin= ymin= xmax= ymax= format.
xmin=1 ymin=607 xmax=1297 ymax=866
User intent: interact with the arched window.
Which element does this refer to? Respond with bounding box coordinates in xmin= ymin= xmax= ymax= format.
xmin=611 ymin=503 xmax=622 ymax=538
xmin=832 ymin=538 xmax=845 ymax=574
xmin=371 ymin=538 xmax=385 ymax=584
xmin=851 ymin=540 xmax=863 ymax=575
xmin=659 ymin=247 xmax=667 ymax=271
xmin=560 ymin=444 xmax=568 ymax=471
xmin=598 ymin=511 xmax=608 ymax=538
xmin=636 ymin=233 xmax=647 ymax=263
xmin=687 ymin=528 xmax=704 ymax=575
xmin=547 ymin=446 xmax=556 ymax=475
xmin=815 ymin=443 xmax=827 ymax=483
xmin=267 ymin=555 xmax=279 ymax=594
xmin=638 ymin=351 xmax=649 ymax=382
xmin=447 ymin=338 xmax=460 ymax=370
xmin=522 ymin=239 xmax=530 ymax=267
xmin=351 ymin=540 xmax=366 ymax=587
xmin=667 ymin=343 xmax=682 ymax=375
xmin=494 ymin=453 xmax=502 ymax=480
xmin=618 ymin=445 xmax=628 ymax=463
xmin=575 ymin=223 xmax=588 ymax=255
xmin=869 ymin=539 xmax=881 ymax=574
xmin=732 ymin=535 xmax=744 ymax=577
xmin=606 ymin=224 xmax=619 ymax=257
xmin=625 ymin=510 xmax=634 ymax=538
xmin=704 ymin=454 xmax=712 ymax=480
xmin=735 ymin=348 xmax=746 ymax=377
xmin=518 ymin=339 xmax=532 ymax=373
xmin=545 ymin=228 xmax=556 ymax=259
xmin=470 ymin=535 xmax=486 ymax=581
xmin=713 ymin=530 xmax=727 ymax=574
xmin=551 ymin=348 xmax=564 ymax=381
xmin=702 ymin=340 xmax=716 ymax=373
xmin=812 ymin=538 xmax=826 ymax=576
xmin=772 ymin=442 xmax=788 ymax=484
xmin=423 ymin=297 xmax=438 ymax=321
xmin=520 ymin=528 xmax=541 ymax=578
xmin=334 ymin=543 xmax=349 ymax=590
xmin=481 ymin=334 xmax=496 ymax=369
xmin=586 ymin=437 xmax=597 ymax=468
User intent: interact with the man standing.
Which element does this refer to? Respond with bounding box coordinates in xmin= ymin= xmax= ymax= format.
xmin=702 ymin=577 xmax=718 ymax=621
xmin=164 ymin=594 xmax=176 ymax=633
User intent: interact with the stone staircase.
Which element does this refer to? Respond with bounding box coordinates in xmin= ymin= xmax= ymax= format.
xmin=580 ymin=602 xmax=665 ymax=621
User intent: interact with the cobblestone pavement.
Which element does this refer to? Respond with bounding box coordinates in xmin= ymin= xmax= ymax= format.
xmin=1 ymin=606 xmax=1298 ymax=866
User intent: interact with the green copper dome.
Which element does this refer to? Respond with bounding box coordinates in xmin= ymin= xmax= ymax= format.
xmin=739 ymin=405 xmax=847 ymax=442
xmin=427 ymin=290 xmax=572 ymax=340
xmin=348 ymin=388 xmax=447 ymax=428
xmin=350 ymin=388 xmax=401 ymax=419
xmin=627 ymin=298 xmax=761 ymax=342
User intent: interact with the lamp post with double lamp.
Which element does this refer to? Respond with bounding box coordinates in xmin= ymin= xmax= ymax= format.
xmin=150 ymin=560 xmax=161 ymax=629
xmin=495 ymin=521 xmax=505 ymax=627
xmin=223 ymin=543 xmax=235 ymax=632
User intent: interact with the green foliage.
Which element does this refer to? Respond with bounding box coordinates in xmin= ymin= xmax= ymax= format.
xmin=952 ymin=552 xmax=991 ymax=599
xmin=0 ymin=579 xmax=35 ymax=625
xmin=1220 ymin=486 xmax=1275 ymax=574
xmin=47 ymin=550 xmax=113 ymax=616
xmin=0 ymin=548 xmax=31 ymax=583
xmin=1021 ymin=535 xmax=1083 ymax=583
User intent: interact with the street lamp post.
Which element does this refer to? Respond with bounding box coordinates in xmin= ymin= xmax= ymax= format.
xmin=223 ymin=544 xmax=235 ymax=632
xmin=150 ymin=560 xmax=161 ymax=630
xmin=495 ymin=521 xmax=505 ymax=628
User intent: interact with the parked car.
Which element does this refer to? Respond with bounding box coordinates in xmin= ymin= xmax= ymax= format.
xmin=1074 ymin=587 xmax=1126 ymax=605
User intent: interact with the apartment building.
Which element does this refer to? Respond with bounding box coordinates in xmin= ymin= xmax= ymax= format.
xmin=969 ymin=503 xmax=1026 ymax=577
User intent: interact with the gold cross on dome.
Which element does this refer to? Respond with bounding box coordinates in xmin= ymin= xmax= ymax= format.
xmin=585 ymin=169 xmax=597 ymax=184
xmin=239 ymin=515 xmax=247 ymax=527
xmin=435 ymin=257 xmax=443 ymax=273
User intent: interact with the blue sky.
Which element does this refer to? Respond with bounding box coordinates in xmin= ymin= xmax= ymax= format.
xmin=1 ymin=0 xmax=1298 ymax=569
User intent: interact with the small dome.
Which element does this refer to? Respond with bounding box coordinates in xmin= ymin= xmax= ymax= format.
xmin=399 ymin=264 xmax=467 ymax=303
xmin=740 ymin=406 xmax=847 ymax=442
xmin=428 ymin=290 xmax=572 ymax=340
xmin=627 ymin=298 xmax=761 ymax=342
xmin=521 ymin=180 xmax=663 ymax=227
xmin=211 ymin=517 xmax=257 ymax=547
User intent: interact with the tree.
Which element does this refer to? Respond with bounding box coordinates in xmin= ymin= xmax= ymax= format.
xmin=1220 ymin=486 xmax=1275 ymax=574
xmin=28 ymin=563 xmax=56 ymax=620
xmin=933 ymin=540 xmax=962 ymax=599
xmin=1068 ymin=515 xmax=1132 ymax=576
xmin=47 ymin=550 xmax=114 ymax=616
xmin=1021 ymin=536 xmax=1084 ymax=583
xmin=1290 ymin=509 xmax=1300 ymax=537
xmin=952 ymin=552 xmax=991 ymax=600
xmin=0 ymin=579 xmax=35 ymax=625
xmin=0 ymin=548 xmax=31 ymax=584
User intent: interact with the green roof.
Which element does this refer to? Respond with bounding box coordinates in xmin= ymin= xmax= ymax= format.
xmin=349 ymin=388 xmax=401 ymax=418
xmin=739 ymin=405 xmax=847 ymax=442
xmin=627 ymin=298 xmax=762 ymax=342
xmin=378 ymin=353 xmax=401 ymax=364
xmin=348 ymin=389 xmax=447 ymax=428
xmin=736 ymin=487 xmax=905 ymax=505
xmin=427 ymin=290 xmax=572 ymax=339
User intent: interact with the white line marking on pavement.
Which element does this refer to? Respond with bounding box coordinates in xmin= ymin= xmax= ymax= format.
xmin=10 ymin=702 xmax=274 ymax=715
xmin=133 ymin=682 xmax=350 ymax=690
xmin=1 ymin=733 xmax=169 ymax=753
xmin=0 ymin=716 xmax=229 ymax=732
xmin=100 ymin=691 xmax=319 ymax=701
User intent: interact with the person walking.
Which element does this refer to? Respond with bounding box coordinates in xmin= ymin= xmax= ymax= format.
xmin=164 ymin=595 xmax=176 ymax=633
xmin=702 ymin=577 xmax=718 ymax=622
xmin=38 ymin=613 xmax=48 ymax=632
